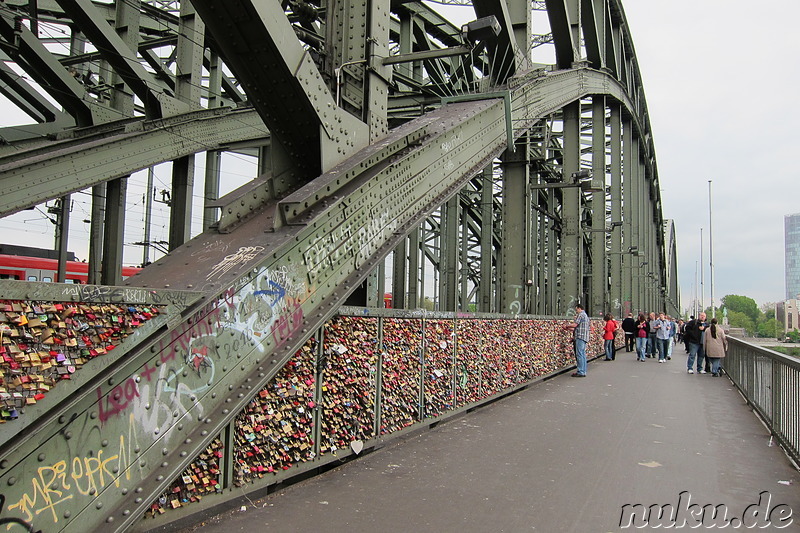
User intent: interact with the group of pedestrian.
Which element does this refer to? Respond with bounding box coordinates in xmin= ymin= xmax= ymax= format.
xmin=682 ymin=312 xmax=728 ymax=376
xmin=563 ymin=305 xmax=728 ymax=378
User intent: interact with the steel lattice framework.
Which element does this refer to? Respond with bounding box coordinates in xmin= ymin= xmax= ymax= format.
xmin=0 ymin=0 xmax=678 ymax=531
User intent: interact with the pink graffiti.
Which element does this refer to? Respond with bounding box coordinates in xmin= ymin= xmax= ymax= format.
xmin=270 ymin=302 xmax=304 ymax=349
xmin=97 ymin=377 xmax=140 ymax=424
xmin=157 ymin=302 xmax=223 ymax=354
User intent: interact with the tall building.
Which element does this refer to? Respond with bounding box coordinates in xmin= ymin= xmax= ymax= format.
xmin=786 ymin=213 xmax=800 ymax=299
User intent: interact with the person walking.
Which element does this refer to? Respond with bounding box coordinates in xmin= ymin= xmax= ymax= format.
xmin=666 ymin=315 xmax=676 ymax=360
xmin=703 ymin=317 xmax=728 ymax=376
xmin=646 ymin=312 xmax=658 ymax=358
xmin=621 ymin=313 xmax=637 ymax=352
xmin=563 ymin=304 xmax=590 ymax=377
xmin=684 ymin=313 xmax=707 ymax=374
xmin=635 ymin=313 xmax=648 ymax=362
xmin=602 ymin=313 xmax=619 ymax=361
xmin=654 ymin=312 xmax=670 ymax=362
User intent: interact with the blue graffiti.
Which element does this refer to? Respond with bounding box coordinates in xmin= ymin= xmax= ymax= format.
xmin=254 ymin=280 xmax=287 ymax=306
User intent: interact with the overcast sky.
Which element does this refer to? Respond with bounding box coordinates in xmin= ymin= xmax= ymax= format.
xmin=621 ymin=1 xmax=800 ymax=308
xmin=1 ymin=1 xmax=796 ymax=310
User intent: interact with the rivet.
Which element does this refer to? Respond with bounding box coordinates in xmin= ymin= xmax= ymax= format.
xmin=38 ymin=453 xmax=46 ymax=462
xmin=161 ymin=461 xmax=168 ymax=468
xmin=7 ymin=477 xmax=16 ymax=486
xmin=201 ymin=430 xmax=208 ymax=436
xmin=135 ymin=497 xmax=142 ymax=503
xmin=121 ymin=488 xmax=128 ymax=495
xmin=90 ymin=412 xmax=97 ymax=419
xmin=157 ymin=475 xmax=164 ymax=481
xmin=123 ymin=510 xmax=130 ymax=516
xmin=101 ymin=440 xmax=108 ymax=447
xmin=134 ymin=446 xmax=141 ymax=453
xmin=162 ymin=448 xmax=169 ymax=456
xmin=96 ymin=502 xmax=103 ymax=509
xmin=108 ymin=378 xmax=115 ymax=386
xmin=89 ymin=488 xmax=96 ymax=496
xmin=65 ymin=431 xmax=72 ymax=440
xmin=64 ymin=511 xmax=71 ymax=518
xmin=135 ymin=487 xmax=143 ymax=493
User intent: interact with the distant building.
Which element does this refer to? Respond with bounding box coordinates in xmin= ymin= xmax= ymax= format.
xmin=786 ymin=213 xmax=800 ymax=300
xmin=776 ymin=299 xmax=798 ymax=338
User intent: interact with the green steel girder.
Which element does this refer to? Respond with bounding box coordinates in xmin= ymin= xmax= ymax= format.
xmin=473 ymin=0 xmax=523 ymax=82
xmin=0 ymin=9 xmax=116 ymax=127
xmin=0 ymin=58 xmax=65 ymax=124
xmin=190 ymin=0 xmax=369 ymax=177
xmin=0 ymin=107 xmax=268 ymax=218
xmin=54 ymin=0 xmax=189 ymax=119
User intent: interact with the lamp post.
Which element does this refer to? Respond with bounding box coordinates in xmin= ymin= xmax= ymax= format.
xmin=708 ymin=180 xmax=715 ymax=319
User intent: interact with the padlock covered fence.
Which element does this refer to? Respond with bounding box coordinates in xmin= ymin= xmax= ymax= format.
xmin=134 ymin=307 xmax=603 ymax=528
xmin=0 ymin=298 xmax=604 ymax=530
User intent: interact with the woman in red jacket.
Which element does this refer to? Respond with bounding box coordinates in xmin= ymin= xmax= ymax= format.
xmin=602 ymin=313 xmax=619 ymax=361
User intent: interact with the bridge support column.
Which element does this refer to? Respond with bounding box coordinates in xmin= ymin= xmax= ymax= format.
xmin=561 ymin=102 xmax=582 ymax=314
xmin=478 ymin=165 xmax=495 ymax=313
xmin=609 ymin=103 xmax=624 ymax=316
xmin=589 ymin=96 xmax=607 ymax=317
xmin=500 ymin=137 xmax=530 ymax=315
xmin=203 ymin=150 xmax=222 ymax=231
xmin=407 ymin=227 xmax=420 ymax=309
xmin=439 ymin=196 xmax=459 ymax=311
xmin=393 ymin=239 xmax=408 ymax=309
xmin=100 ymin=176 xmax=126 ymax=285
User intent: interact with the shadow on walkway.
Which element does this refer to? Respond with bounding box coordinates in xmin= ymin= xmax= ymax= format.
xmin=179 ymin=350 xmax=800 ymax=532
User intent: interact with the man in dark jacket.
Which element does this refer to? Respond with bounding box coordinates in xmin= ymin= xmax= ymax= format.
xmin=683 ymin=313 xmax=708 ymax=374
xmin=621 ymin=313 xmax=637 ymax=352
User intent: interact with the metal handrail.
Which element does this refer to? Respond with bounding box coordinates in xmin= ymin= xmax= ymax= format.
xmin=725 ymin=337 xmax=800 ymax=466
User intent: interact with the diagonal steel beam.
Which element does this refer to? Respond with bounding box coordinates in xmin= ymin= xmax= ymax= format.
xmin=0 ymin=107 xmax=268 ymax=217
xmin=191 ymin=0 xmax=368 ymax=177
xmin=55 ymin=0 xmax=189 ymax=119
xmin=0 ymin=9 xmax=116 ymax=126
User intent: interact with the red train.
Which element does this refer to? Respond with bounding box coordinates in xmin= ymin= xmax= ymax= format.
xmin=0 ymin=252 xmax=140 ymax=284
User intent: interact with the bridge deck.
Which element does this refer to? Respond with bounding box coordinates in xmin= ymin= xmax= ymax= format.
xmin=175 ymin=351 xmax=800 ymax=532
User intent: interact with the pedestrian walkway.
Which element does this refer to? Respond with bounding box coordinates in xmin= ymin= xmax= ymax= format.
xmin=177 ymin=351 xmax=800 ymax=532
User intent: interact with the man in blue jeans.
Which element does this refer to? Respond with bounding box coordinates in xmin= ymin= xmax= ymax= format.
xmin=563 ymin=304 xmax=590 ymax=377
xmin=683 ymin=312 xmax=707 ymax=374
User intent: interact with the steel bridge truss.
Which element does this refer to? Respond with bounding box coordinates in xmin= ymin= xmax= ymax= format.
xmin=0 ymin=0 xmax=678 ymax=531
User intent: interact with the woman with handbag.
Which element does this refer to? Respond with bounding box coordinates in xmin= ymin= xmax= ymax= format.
xmin=702 ymin=317 xmax=728 ymax=376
